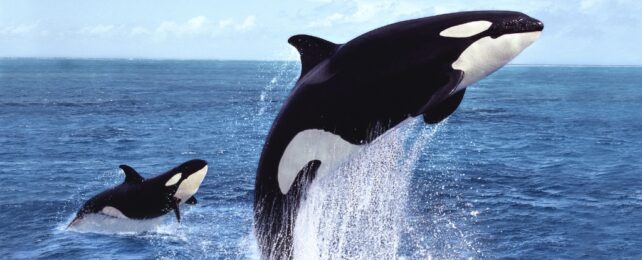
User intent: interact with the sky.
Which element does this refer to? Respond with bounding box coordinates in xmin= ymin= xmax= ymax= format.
xmin=1 ymin=0 xmax=641 ymax=65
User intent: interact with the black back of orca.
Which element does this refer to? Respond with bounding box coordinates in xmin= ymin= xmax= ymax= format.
xmin=253 ymin=11 xmax=543 ymax=259
xmin=70 ymin=159 xmax=207 ymax=225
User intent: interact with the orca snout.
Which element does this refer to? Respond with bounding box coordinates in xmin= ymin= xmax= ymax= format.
xmin=490 ymin=15 xmax=544 ymax=38
xmin=534 ymin=20 xmax=544 ymax=31
xmin=180 ymin=159 xmax=208 ymax=174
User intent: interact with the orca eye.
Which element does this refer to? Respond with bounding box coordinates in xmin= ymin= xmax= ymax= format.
xmin=440 ymin=21 xmax=492 ymax=38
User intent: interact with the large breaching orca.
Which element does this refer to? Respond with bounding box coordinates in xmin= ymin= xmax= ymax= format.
xmin=68 ymin=159 xmax=208 ymax=227
xmin=253 ymin=10 xmax=543 ymax=259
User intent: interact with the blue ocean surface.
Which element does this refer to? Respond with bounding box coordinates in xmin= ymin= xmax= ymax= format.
xmin=0 ymin=59 xmax=640 ymax=259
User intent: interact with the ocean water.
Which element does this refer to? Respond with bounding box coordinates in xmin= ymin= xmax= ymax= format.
xmin=0 ymin=59 xmax=640 ymax=259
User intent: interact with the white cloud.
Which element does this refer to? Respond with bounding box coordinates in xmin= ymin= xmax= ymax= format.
xmin=0 ymin=23 xmax=39 ymax=35
xmin=217 ymin=16 xmax=258 ymax=31
xmin=155 ymin=15 xmax=212 ymax=38
xmin=308 ymin=13 xmax=345 ymax=27
xmin=79 ymin=24 xmax=114 ymax=35
xmin=307 ymin=0 xmax=424 ymax=28
xmin=235 ymin=15 xmax=256 ymax=31
xmin=580 ymin=0 xmax=603 ymax=11
xmin=218 ymin=19 xmax=234 ymax=29
xmin=130 ymin=26 xmax=152 ymax=37
xmin=132 ymin=15 xmax=258 ymax=40
xmin=188 ymin=16 xmax=207 ymax=29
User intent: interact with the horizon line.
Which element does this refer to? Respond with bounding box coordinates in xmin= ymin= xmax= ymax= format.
xmin=1 ymin=56 xmax=641 ymax=67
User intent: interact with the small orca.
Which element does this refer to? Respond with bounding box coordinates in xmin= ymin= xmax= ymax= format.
xmin=254 ymin=11 xmax=543 ymax=258
xmin=68 ymin=159 xmax=208 ymax=227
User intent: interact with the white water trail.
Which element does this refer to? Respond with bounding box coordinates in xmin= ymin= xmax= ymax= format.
xmin=65 ymin=214 xmax=172 ymax=235
xmin=292 ymin=119 xmax=443 ymax=259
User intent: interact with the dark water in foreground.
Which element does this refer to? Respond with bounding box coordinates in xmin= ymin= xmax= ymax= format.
xmin=0 ymin=59 xmax=640 ymax=259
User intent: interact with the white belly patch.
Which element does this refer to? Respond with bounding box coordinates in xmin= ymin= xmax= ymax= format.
xmin=278 ymin=129 xmax=360 ymax=194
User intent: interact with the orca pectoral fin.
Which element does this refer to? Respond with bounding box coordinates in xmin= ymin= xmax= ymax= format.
xmin=423 ymin=88 xmax=466 ymax=124
xmin=173 ymin=198 xmax=181 ymax=223
xmin=185 ymin=196 xmax=197 ymax=205
xmin=289 ymin=160 xmax=322 ymax=201
xmin=419 ymin=70 xmax=466 ymax=124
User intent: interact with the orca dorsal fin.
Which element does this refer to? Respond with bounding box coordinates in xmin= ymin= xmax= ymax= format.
xmin=119 ymin=165 xmax=144 ymax=184
xmin=288 ymin=34 xmax=339 ymax=78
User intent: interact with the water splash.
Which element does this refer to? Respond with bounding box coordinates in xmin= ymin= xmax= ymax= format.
xmin=256 ymin=54 xmax=300 ymax=121
xmin=64 ymin=214 xmax=170 ymax=235
xmin=292 ymin=119 xmax=444 ymax=259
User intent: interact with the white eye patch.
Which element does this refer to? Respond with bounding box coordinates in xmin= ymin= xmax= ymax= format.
xmin=165 ymin=172 xmax=182 ymax=186
xmin=440 ymin=21 xmax=492 ymax=38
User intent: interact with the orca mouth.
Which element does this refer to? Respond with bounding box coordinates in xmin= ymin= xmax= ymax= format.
xmin=489 ymin=16 xmax=544 ymax=38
